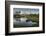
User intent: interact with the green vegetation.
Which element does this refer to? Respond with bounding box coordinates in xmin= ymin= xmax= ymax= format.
xmin=14 ymin=14 xmax=39 ymax=23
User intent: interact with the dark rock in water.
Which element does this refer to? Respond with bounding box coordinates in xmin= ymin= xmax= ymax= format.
xmin=26 ymin=19 xmax=31 ymax=22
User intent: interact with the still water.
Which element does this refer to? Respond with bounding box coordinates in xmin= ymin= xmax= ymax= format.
xmin=13 ymin=18 xmax=38 ymax=27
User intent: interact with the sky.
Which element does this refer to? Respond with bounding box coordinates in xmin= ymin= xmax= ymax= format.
xmin=13 ymin=8 xmax=39 ymax=14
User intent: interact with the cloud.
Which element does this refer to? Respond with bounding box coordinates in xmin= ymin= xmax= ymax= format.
xmin=13 ymin=8 xmax=39 ymax=14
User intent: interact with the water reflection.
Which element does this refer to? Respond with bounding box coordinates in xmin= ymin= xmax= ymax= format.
xmin=14 ymin=18 xmax=38 ymax=27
